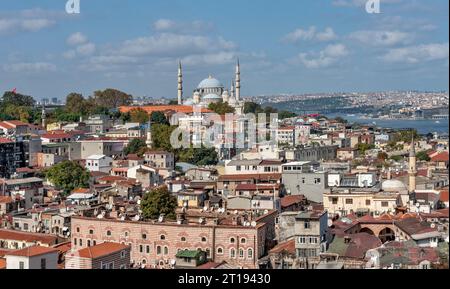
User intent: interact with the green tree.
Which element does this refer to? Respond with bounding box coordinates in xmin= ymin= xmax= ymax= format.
xmin=244 ymin=102 xmax=263 ymax=114
xmin=45 ymin=161 xmax=90 ymax=196
xmin=278 ymin=110 xmax=297 ymax=120
xmin=357 ymin=143 xmax=375 ymax=154
xmin=208 ymin=102 xmax=235 ymax=114
xmin=178 ymin=146 xmax=218 ymax=166
xmin=124 ymin=138 xmax=147 ymax=156
xmin=151 ymin=111 xmax=169 ymax=125
xmin=152 ymin=124 xmax=178 ymax=152
xmin=65 ymin=93 xmax=87 ymax=115
xmin=1 ymin=91 xmax=35 ymax=107
xmin=417 ymin=150 xmax=431 ymax=162
xmin=92 ymin=88 xmax=133 ymax=109
xmin=168 ymin=100 xmax=178 ymax=105
xmin=334 ymin=117 xmax=348 ymax=124
xmin=129 ymin=108 xmax=149 ymax=124
xmin=140 ymin=186 xmax=177 ymax=220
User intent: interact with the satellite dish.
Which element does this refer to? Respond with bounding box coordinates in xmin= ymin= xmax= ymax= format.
xmin=203 ymin=206 xmax=208 ymax=212
xmin=251 ymin=221 xmax=257 ymax=227
xmin=137 ymin=200 xmax=141 ymax=205
xmin=170 ymin=259 xmax=176 ymax=265
xmin=134 ymin=215 xmax=140 ymax=221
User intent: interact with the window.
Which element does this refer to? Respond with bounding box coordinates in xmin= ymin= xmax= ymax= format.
xmin=230 ymin=237 xmax=235 ymax=244
xmin=236 ymin=166 xmax=241 ymax=171
xmin=181 ymin=237 xmax=186 ymax=242
xmin=87 ymin=240 xmax=91 ymax=247
xmin=79 ymin=239 xmax=83 ymax=246
xmin=345 ymin=198 xmax=353 ymax=205
xmin=160 ymin=235 xmax=166 ymax=240
xmin=201 ymin=237 xmax=207 ymax=242
xmin=120 ymin=265 xmax=126 ymax=269
xmin=40 ymin=258 xmax=46 ymax=269
xmin=299 ymin=237 xmax=306 ymax=244
xmin=304 ymin=221 xmax=311 ymax=229
xmin=230 ymin=248 xmax=236 ymax=258
xmin=19 ymin=261 xmax=24 ymax=269
xmin=142 ymin=233 xmax=147 ymax=240
xmin=74 ymin=238 xmax=77 ymax=246
xmin=381 ymin=201 xmax=389 ymax=207
xmin=366 ymin=200 xmax=371 ymax=206
xmin=76 ymin=227 xmax=80 ymax=233
xmin=89 ymin=229 xmax=94 ymax=235
xmin=217 ymin=247 xmax=224 ymax=255
xmin=146 ymin=246 xmax=150 ymax=254
xmin=331 ymin=197 xmax=338 ymax=205
xmin=139 ymin=245 xmax=143 ymax=253
xmin=240 ymin=238 xmax=246 ymax=244
xmin=239 ymin=248 xmax=244 ymax=259
xmin=164 ymin=246 xmax=169 ymax=255
xmin=106 ymin=230 xmax=112 ymax=236
xmin=120 ymin=250 xmax=126 ymax=258
xmin=157 ymin=246 xmax=161 ymax=255
xmin=247 ymin=248 xmax=253 ymax=259
xmin=124 ymin=231 xmax=129 ymax=238
xmin=314 ymin=178 xmax=321 ymax=184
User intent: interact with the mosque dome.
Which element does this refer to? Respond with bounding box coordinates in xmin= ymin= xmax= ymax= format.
xmin=382 ymin=180 xmax=407 ymax=192
xmin=198 ymin=75 xmax=224 ymax=89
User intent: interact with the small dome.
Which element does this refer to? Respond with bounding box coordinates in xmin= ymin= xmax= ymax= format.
xmin=183 ymin=98 xmax=194 ymax=105
xmin=198 ymin=75 xmax=224 ymax=89
xmin=382 ymin=180 xmax=407 ymax=192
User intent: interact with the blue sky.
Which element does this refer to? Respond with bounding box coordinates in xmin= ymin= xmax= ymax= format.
xmin=0 ymin=0 xmax=448 ymax=100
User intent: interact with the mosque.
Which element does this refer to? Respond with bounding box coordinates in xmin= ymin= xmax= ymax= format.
xmin=176 ymin=59 xmax=244 ymax=114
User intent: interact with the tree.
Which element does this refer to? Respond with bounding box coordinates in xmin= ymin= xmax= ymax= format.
xmin=334 ymin=117 xmax=348 ymax=124
xmin=65 ymin=93 xmax=87 ymax=115
xmin=151 ymin=111 xmax=169 ymax=125
xmin=278 ymin=110 xmax=297 ymax=120
xmin=244 ymin=102 xmax=263 ymax=114
xmin=124 ymin=138 xmax=147 ymax=156
xmin=45 ymin=161 xmax=90 ymax=196
xmin=178 ymin=146 xmax=218 ymax=166
xmin=140 ymin=186 xmax=177 ymax=220
xmin=357 ymin=143 xmax=375 ymax=154
xmin=208 ymin=102 xmax=235 ymax=115
xmin=168 ymin=100 xmax=178 ymax=105
xmin=417 ymin=150 xmax=431 ymax=162
xmin=92 ymin=88 xmax=133 ymax=109
xmin=377 ymin=152 xmax=389 ymax=162
xmin=129 ymin=108 xmax=149 ymax=124
xmin=152 ymin=124 xmax=178 ymax=152
xmin=2 ymin=91 xmax=35 ymax=107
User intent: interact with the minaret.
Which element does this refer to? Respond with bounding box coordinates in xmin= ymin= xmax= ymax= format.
xmin=235 ymin=58 xmax=240 ymax=102
xmin=408 ymin=136 xmax=417 ymax=193
xmin=41 ymin=104 xmax=47 ymax=129
xmin=177 ymin=61 xmax=183 ymax=105
xmin=146 ymin=119 xmax=153 ymax=149
xmin=230 ymin=79 xmax=235 ymax=98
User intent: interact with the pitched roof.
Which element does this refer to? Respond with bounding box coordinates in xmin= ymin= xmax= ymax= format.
xmin=119 ymin=105 xmax=211 ymax=114
xmin=5 ymin=246 xmax=59 ymax=258
xmin=218 ymin=173 xmax=282 ymax=182
xmin=280 ymin=195 xmax=305 ymax=208
xmin=76 ymin=242 xmax=130 ymax=259
xmin=0 ymin=258 xmax=5 ymax=269
xmin=0 ymin=229 xmax=57 ymax=244
xmin=440 ymin=190 xmax=449 ymax=203
xmin=269 ymin=239 xmax=295 ymax=255
xmin=431 ymin=151 xmax=449 ymax=162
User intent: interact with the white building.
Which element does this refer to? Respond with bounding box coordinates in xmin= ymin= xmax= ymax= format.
xmin=5 ymin=246 xmax=59 ymax=269
xmin=85 ymin=154 xmax=113 ymax=173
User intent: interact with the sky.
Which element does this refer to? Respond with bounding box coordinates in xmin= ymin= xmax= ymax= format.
xmin=0 ymin=0 xmax=449 ymax=100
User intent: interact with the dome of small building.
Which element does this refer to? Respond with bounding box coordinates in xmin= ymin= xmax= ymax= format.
xmin=198 ymin=75 xmax=224 ymax=89
xmin=183 ymin=98 xmax=194 ymax=105
xmin=382 ymin=180 xmax=407 ymax=192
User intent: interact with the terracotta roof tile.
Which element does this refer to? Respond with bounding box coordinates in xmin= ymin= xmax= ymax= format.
xmin=76 ymin=242 xmax=130 ymax=259
xmin=5 ymin=246 xmax=59 ymax=258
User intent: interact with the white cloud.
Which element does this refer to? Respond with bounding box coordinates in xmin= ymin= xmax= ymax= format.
xmin=0 ymin=9 xmax=59 ymax=34
xmin=284 ymin=26 xmax=337 ymax=43
xmin=381 ymin=43 xmax=449 ymax=63
xmin=67 ymin=32 xmax=88 ymax=46
xmin=349 ymin=30 xmax=413 ymax=46
xmin=332 ymin=0 xmax=402 ymax=7
xmin=64 ymin=33 xmax=95 ymax=59
xmin=3 ymin=62 xmax=56 ymax=73
xmin=152 ymin=19 xmax=214 ymax=33
xmin=293 ymin=43 xmax=349 ymax=68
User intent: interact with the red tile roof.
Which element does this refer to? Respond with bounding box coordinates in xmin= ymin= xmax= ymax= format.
xmin=120 ymin=105 xmax=212 ymax=114
xmin=0 ymin=229 xmax=58 ymax=244
xmin=41 ymin=133 xmax=72 ymax=139
xmin=269 ymin=239 xmax=295 ymax=255
xmin=0 ymin=258 xmax=5 ymax=269
xmin=5 ymin=246 xmax=59 ymax=258
xmin=431 ymin=151 xmax=449 ymax=162
xmin=0 ymin=196 xmax=14 ymax=204
xmin=280 ymin=195 xmax=305 ymax=208
xmin=76 ymin=242 xmax=130 ymax=259
xmin=0 ymin=138 xmax=13 ymax=144
xmin=440 ymin=190 xmax=449 ymax=203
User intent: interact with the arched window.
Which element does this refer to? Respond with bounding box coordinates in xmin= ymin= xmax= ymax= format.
xmin=239 ymin=248 xmax=244 ymax=259
xmin=142 ymin=233 xmax=147 ymax=240
xmin=181 ymin=237 xmax=186 ymax=242
xmin=164 ymin=246 xmax=169 ymax=255
xmin=201 ymin=237 xmax=207 ymax=242
xmin=74 ymin=238 xmax=77 ymax=246
xmin=146 ymin=245 xmax=150 ymax=254
xmin=217 ymin=247 xmax=224 ymax=255
xmin=230 ymin=237 xmax=235 ymax=244
xmin=247 ymin=248 xmax=253 ymax=259
xmin=106 ymin=230 xmax=112 ymax=236
xmin=160 ymin=235 xmax=166 ymax=240
xmin=230 ymin=248 xmax=236 ymax=258
xmin=76 ymin=227 xmax=80 ymax=233
xmin=89 ymin=229 xmax=94 ymax=235
xmin=157 ymin=246 xmax=162 ymax=255
xmin=87 ymin=240 xmax=91 ymax=247
xmin=240 ymin=238 xmax=246 ymax=244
